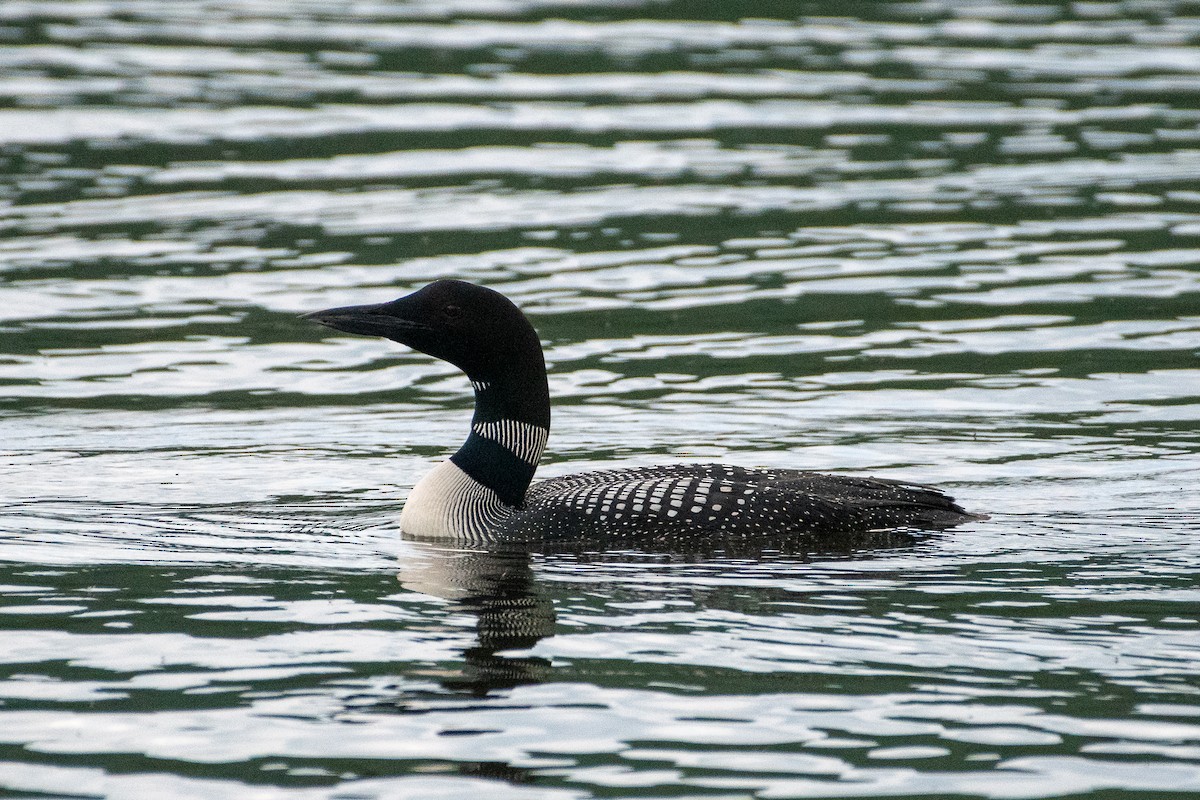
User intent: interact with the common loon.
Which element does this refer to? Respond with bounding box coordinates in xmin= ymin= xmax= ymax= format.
xmin=305 ymin=279 xmax=977 ymax=543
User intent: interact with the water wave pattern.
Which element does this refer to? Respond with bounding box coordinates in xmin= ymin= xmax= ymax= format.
xmin=1 ymin=1 xmax=1199 ymax=798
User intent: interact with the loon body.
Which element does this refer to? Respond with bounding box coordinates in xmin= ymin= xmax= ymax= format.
xmin=305 ymin=280 xmax=977 ymax=543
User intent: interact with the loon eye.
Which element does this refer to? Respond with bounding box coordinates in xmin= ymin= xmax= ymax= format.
xmin=442 ymin=304 xmax=463 ymax=320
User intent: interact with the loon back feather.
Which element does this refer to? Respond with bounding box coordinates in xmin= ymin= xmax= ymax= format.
xmin=519 ymin=463 xmax=974 ymax=542
xmin=304 ymin=280 xmax=981 ymax=543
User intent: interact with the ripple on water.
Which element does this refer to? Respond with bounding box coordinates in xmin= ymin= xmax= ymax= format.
xmin=0 ymin=530 xmax=1198 ymax=798
xmin=2 ymin=1 xmax=1200 ymax=798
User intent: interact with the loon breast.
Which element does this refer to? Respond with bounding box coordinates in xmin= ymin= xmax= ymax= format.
xmin=399 ymin=459 xmax=515 ymax=541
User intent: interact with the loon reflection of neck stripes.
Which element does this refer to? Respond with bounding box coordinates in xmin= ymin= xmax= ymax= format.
xmin=305 ymin=280 xmax=979 ymax=543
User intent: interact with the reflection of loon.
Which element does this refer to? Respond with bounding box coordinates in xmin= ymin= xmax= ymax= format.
xmin=306 ymin=280 xmax=978 ymax=543
xmin=398 ymin=543 xmax=554 ymax=695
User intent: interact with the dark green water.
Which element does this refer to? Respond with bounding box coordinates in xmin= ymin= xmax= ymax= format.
xmin=2 ymin=1 xmax=1199 ymax=797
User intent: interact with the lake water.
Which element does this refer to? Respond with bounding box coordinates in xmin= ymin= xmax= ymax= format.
xmin=2 ymin=1 xmax=1199 ymax=797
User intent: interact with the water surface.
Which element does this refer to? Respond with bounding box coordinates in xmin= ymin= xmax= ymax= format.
xmin=2 ymin=1 xmax=1199 ymax=797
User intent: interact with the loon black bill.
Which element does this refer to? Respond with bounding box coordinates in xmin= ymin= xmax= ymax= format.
xmin=303 ymin=303 xmax=429 ymax=338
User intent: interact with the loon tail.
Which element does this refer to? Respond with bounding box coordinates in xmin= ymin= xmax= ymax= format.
xmin=777 ymin=473 xmax=985 ymax=530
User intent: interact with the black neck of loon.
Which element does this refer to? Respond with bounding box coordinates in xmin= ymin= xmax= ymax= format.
xmin=449 ymin=357 xmax=551 ymax=508
xmin=302 ymin=278 xmax=553 ymax=508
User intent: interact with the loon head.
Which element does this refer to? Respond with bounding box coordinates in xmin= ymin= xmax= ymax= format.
xmin=304 ymin=279 xmax=544 ymax=384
